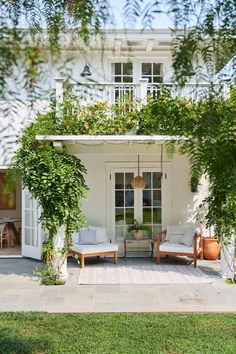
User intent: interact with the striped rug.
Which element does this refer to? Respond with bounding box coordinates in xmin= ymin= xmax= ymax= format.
xmin=78 ymin=264 xmax=211 ymax=285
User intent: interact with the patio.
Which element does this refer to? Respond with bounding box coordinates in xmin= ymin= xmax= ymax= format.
xmin=0 ymin=257 xmax=235 ymax=313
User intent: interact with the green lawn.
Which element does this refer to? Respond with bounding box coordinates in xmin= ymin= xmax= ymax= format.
xmin=0 ymin=313 xmax=235 ymax=354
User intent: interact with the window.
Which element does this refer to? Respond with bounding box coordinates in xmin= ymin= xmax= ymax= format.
xmin=142 ymin=63 xmax=163 ymax=83
xmin=112 ymin=63 xmax=133 ymax=83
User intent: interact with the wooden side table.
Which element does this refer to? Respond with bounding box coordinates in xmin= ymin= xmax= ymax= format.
xmin=124 ymin=237 xmax=154 ymax=260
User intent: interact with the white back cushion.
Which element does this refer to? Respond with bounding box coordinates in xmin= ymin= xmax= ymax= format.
xmin=79 ymin=230 xmax=97 ymax=245
xmin=166 ymin=226 xmax=186 ymax=244
xmin=89 ymin=226 xmax=109 ymax=243
xmin=71 ymin=232 xmax=80 ymax=244
xmin=181 ymin=228 xmax=195 ymax=247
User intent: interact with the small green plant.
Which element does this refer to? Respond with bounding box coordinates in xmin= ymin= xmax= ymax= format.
xmin=128 ymin=219 xmax=150 ymax=233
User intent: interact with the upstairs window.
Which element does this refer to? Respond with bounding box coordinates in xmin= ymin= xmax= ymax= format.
xmin=142 ymin=63 xmax=163 ymax=83
xmin=112 ymin=63 xmax=133 ymax=83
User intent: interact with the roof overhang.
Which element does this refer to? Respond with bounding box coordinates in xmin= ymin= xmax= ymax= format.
xmin=35 ymin=135 xmax=188 ymax=146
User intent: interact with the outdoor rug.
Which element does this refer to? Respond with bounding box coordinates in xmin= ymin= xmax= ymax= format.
xmin=78 ymin=264 xmax=211 ymax=285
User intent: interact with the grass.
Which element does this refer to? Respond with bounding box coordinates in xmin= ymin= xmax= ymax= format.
xmin=0 ymin=313 xmax=236 ymax=354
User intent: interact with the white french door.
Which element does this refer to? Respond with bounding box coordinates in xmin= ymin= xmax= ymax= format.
xmin=22 ymin=189 xmax=42 ymax=260
xmin=109 ymin=164 xmax=170 ymax=244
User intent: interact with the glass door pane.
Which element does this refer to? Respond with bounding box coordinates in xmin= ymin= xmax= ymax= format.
xmin=142 ymin=171 xmax=162 ymax=239
xmin=115 ymin=172 xmax=134 ymax=241
xmin=22 ymin=189 xmax=42 ymax=259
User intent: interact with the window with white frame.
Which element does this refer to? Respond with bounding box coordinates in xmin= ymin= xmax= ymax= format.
xmin=141 ymin=63 xmax=163 ymax=83
xmin=112 ymin=63 xmax=133 ymax=83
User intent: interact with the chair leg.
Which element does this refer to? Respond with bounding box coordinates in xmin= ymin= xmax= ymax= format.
xmin=114 ymin=252 xmax=118 ymax=264
xmin=157 ymin=250 xmax=160 ymax=264
xmin=80 ymin=255 xmax=85 ymax=268
xmin=194 ymin=254 xmax=197 ymax=268
xmin=200 ymin=249 xmax=203 ymax=261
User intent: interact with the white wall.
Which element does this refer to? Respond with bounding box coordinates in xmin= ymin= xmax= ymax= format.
xmin=67 ymin=143 xmax=208 ymax=233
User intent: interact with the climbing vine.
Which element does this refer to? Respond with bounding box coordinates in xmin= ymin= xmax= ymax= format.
xmin=11 ymin=87 xmax=236 ymax=283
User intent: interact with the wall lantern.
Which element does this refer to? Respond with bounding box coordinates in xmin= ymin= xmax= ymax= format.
xmin=131 ymin=155 xmax=147 ymax=189
xmin=81 ymin=64 xmax=91 ymax=77
xmin=191 ymin=176 xmax=198 ymax=193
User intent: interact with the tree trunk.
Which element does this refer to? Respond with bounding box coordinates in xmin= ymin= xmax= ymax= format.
xmin=220 ymin=235 xmax=235 ymax=280
xmin=53 ymin=226 xmax=68 ymax=282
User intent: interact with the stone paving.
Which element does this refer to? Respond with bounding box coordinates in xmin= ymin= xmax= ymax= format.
xmin=0 ymin=257 xmax=236 ymax=313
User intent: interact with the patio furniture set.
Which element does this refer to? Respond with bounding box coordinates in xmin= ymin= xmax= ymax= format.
xmin=69 ymin=225 xmax=203 ymax=268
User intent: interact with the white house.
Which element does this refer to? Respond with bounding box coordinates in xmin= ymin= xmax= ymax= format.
xmin=0 ymin=29 xmax=213 ymax=259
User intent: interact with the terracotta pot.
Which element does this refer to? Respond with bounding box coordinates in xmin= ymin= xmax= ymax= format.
xmin=133 ymin=230 xmax=144 ymax=240
xmin=203 ymin=237 xmax=221 ymax=260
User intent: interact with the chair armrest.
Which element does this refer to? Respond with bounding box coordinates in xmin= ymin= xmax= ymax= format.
xmin=156 ymin=230 xmax=167 ymax=248
xmin=193 ymin=230 xmax=203 ymax=252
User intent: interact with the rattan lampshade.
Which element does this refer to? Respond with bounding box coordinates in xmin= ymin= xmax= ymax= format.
xmin=131 ymin=155 xmax=147 ymax=189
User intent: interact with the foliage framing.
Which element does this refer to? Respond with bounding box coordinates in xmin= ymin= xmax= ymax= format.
xmin=137 ymin=89 xmax=236 ymax=241
xmin=11 ymin=95 xmax=89 ymax=282
xmin=13 ymin=87 xmax=236 ymax=246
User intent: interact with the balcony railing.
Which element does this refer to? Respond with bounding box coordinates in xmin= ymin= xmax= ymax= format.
xmin=55 ymin=78 xmax=228 ymax=110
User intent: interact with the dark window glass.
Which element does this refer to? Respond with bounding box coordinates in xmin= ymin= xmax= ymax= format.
xmin=125 ymin=209 xmax=134 ymax=224
xmin=125 ymin=190 xmax=134 ymax=207
xmin=115 ymin=191 xmax=124 ymax=207
xmin=115 ymin=76 xmax=122 ymax=82
xmin=142 ymin=63 xmax=151 ymax=75
xmin=115 ymin=209 xmax=124 ymax=223
xmin=153 ymin=190 xmax=161 ymax=206
xmin=124 ymin=63 xmax=133 ymax=75
xmin=115 ymin=63 xmax=121 ymax=75
xmin=143 ymin=172 xmax=151 ymax=189
xmin=153 ymin=172 xmax=161 ymax=188
xmin=143 ymin=190 xmax=152 ymax=206
xmin=153 ymin=208 xmax=161 ymax=223
xmin=153 ymin=63 xmax=161 ymax=75
xmin=115 ymin=173 xmax=124 ymax=189
xmin=143 ymin=208 xmax=152 ymax=223
xmin=125 ymin=173 xmax=134 ymax=189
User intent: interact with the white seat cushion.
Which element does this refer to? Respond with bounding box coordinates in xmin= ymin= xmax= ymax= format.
xmin=70 ymin=243 xmax=118 ymax=255
xmin=160 ymin=242 xmax=194 ymax=254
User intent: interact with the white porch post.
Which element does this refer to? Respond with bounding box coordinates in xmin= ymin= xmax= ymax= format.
xmin=55 ymin=77 xmax=64 ymax=104
xmin=138 ymin=78 xmax=148 ymax=106
xmin=220 ymin=235 xmax=236 ymax=280
xmin=55 ymin=77 xmax=64 ymax=123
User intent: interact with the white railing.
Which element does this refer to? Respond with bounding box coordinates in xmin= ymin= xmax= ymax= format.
xmin=55 ymin=78 xmax=228 ymax=109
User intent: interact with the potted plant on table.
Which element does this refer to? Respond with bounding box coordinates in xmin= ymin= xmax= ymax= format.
xmin=128 ymin=219 xmax=151 ymax=240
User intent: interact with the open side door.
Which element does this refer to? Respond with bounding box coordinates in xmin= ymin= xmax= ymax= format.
xmin=22 ymin=189 xmax=42 ymax=260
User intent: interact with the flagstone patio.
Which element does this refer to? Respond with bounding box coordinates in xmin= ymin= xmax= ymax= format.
xmin=0 ymin=257 xmax=235 ymax=313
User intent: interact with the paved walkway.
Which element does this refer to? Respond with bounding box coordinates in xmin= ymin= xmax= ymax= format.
xmin=0 ymin=257 xmax=235 ymax=313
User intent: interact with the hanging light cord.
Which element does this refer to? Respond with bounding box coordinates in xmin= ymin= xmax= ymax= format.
xmin=138 ymin=154 xmax=140 ymax=175
xmin=161 ymin=145 xmax=163 ymax=179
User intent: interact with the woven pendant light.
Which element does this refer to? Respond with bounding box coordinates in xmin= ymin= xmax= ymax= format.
xmin=131 ymin=155 xmax=147 ymax=189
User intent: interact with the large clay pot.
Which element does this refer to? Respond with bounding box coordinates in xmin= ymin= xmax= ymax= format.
xmin=133 ymin=230 xmax=144 ymax=240
xmin=203 ymin=237 xmax=220 ymax=260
